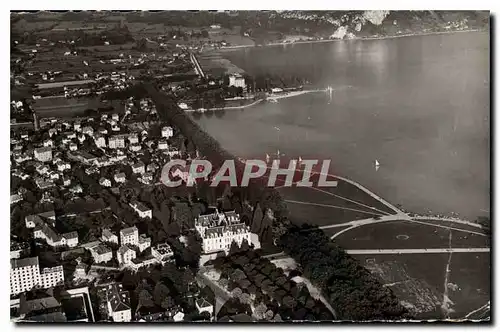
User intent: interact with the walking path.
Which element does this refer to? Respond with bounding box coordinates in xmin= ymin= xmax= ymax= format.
xmin=346 ymin=248 xmax=490 ymax=255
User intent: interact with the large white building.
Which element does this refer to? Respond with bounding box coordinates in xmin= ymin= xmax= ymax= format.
xmin=120 ymin=226 xmax=139 ymax=246
xmin=229 ymin=74 xmax=246 ymax=89
xmin=40 ymin=266 xmax=65 ymax=289
xmin=195 ymin=208 xmax=259 ymax=254
xmin=33 ymin=222 xmax=79 ymax=248
xmin=10 ymin=257 xmax=64 ymax=295
xmin=10 ymin=257 xmax=40 ymax=295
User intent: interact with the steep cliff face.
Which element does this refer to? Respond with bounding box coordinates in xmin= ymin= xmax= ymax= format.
xmin=270 ymin=10 xmax=489 ymax=40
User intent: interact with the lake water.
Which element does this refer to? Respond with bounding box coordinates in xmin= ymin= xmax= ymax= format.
xmin=195 ymin=32 xmax=490 ymax=220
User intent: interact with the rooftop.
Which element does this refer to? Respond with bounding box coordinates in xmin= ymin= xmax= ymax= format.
xmin=130 ymin=201 xmax=151 ymax=212
xmin=120 ymin=226 xmax=138 ymax=236
xmin=11 ymin=256 xmax=39 ymax=269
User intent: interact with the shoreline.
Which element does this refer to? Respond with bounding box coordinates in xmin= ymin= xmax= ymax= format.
xmin=187 ymin=89 xmax=326 ymax=112
xmin=214 ymin=29 xmax=486 ymax=52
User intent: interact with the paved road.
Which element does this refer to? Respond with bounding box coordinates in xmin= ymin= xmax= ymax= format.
xmin=345 ymin=248 xmax=490 ymax=255
xmin=190 ymin=53 xmax=206 ymax=79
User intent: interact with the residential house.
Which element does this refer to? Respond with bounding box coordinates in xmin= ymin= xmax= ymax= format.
xmin=97 ymin=283 xmax=132 ymax=322
xmin=101 ymin=229 xmax=118 ymax=245
xmin=120 ymin=226 xmax=139 ymax=246
xmin=161 ymin=126 xmax=173 ymax=138
xmin=157 ymin=139 xmax=169 ymax=150
xmin=99 ymin=177 xmax=112 ymax=187
xmin=195 ymin=297 xmax=214 ymax=318
xmin=94 ymin=134 xmax=106 ymax=148
xmin=117 ymin=245 xmax=136 ymax=265
xmin=90 ymin=245 xmax=113 ymax=264
xmin=34 ymin=147 xmax=52 ymax=162
xmin=129 ymin=201 xmax=152 ymax=219
xmin=132 ymin=162 xmax=145 ymax=174
xmin=34 ymin=222 xmax=78 ymax=248
xmin=138 ymin=234 xmax=151 ymax=252
xmin=151 ymin=243 xmax=174 ymax=263
xmin=108 ymin=136 xmax=125 ymax=149
xmin=129 ymin=144 xmax=141 ymax=152
xmin=82 ymin=126 xmax=94 ymax=136
xmin=128 ymin=134 xmax=139 ymax=144
xmin=114 ymin=173 xmax=126 ymax=183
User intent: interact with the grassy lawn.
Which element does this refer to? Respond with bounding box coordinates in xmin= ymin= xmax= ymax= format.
xmin=447 ymin=252 xmax=491 ymax=319
xmin=355 ymin=253 xmax=449 ymax=319
xmin=333 ymin=220 xmax=486 ymax=250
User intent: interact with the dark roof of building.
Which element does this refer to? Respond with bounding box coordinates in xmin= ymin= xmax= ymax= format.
xmin=23 ymin=312 xmax=67 ymax=322
xmin=20 ymin=295 xmax=61 ymax=316
xmin=117 ymin=245 xmax=134 ymax=255
xmin=92 ymin=244 xmax=112 ymax=255
xmin=130 ymin=201 xmax=150 ymax=212
xmin=35 ymin=222 xmax=61 ymax=242
xmin=107 ymin=283 xmax=131 ymax=313
xmin=102 ymin=229 xmax=116 ymax=239
xmin=35 ymin=147 xmax=52 ymax=153
xmin=195 ymin=297 xmax=213 ymax=309
xmin=120 ymin=226 xmax=138 ymax=236
xmin=62 ymin=231 xmax=78 ymax=240
xmin=11 ymin=256 xmax=39 ymax=269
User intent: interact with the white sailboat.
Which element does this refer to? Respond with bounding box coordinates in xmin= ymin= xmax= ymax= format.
xmin=375 ymin=159 xmax=380 ymax=171
xmin=265 ymin=153 xmax=270 ymax=163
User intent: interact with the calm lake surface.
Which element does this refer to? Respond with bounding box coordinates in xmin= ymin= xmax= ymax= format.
xmin=195 ymin=32 xmax=490 ymax=220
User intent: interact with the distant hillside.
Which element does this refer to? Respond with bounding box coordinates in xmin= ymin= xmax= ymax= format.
xmin=11 ymin=10 xmax=489 ymax=42
xmin=255 ymin=10 xmax=489 ymax=40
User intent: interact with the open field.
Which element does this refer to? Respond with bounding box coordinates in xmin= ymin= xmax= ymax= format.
xmin=333 ymin=220 xmax=488 ymax=250
xmin=355 ymin=252 xmax=490 ymax=320
xmin=33 ymin=96 xmax=125 ymax=118
xmin=447 ymin=253 xmax=491 ymax=318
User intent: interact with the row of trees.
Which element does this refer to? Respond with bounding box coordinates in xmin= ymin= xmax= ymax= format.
xmin=213 ymin=248 xmax=334 ymax=321
xmin=279 ymin=224 xmax=411 ymax=321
